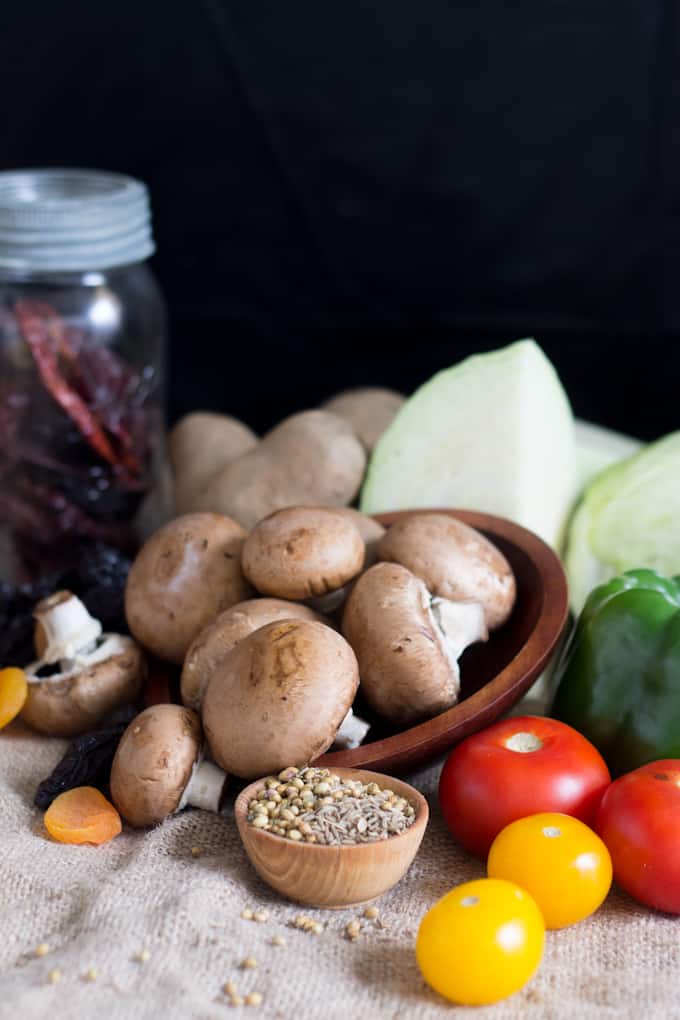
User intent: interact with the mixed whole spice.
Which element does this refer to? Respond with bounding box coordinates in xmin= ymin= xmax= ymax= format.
xmin=246 ymin=766 xmax=416 ymax=845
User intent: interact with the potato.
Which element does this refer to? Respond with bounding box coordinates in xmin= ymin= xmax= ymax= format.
xmin=194 ymin=410 xmax=366 ymax=529
xmin=169 ymin=412 xmax=258 ymax=514
xmin=322 ymin=387 xmax=405 ymax=452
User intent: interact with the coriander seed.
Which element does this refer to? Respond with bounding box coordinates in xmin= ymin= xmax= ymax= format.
xmin=247 ymin=767 xmax=416 ymax=845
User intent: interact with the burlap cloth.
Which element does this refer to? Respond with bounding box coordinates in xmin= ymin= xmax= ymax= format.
xmin=1 ymin=719 xmax=678 ymax=1020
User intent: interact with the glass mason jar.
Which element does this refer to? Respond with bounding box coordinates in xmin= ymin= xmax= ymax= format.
xmin=0 ymin=169 xmax=169 ymax=582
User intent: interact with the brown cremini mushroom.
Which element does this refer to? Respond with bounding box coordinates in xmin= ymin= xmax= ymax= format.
xmin=377 ymin=513 xmax=516 ymax=630
xmin=22 ymin=591 xmax=146 ymax=737
xmin=180 ymin=597 xmax=328 ymax=711
xmin=241 ymin=507 xmax=365 ymax=601
xmin=124 ymin=512 xmax=253 ymax=665
xmin=110 ymin=704 xmax=227 ymax=827
xmin=169 ymin=412 xmax=258 ymax=515
xmin=301 ymin=507 xmax=387 ymax=614
xmin=321 ymin=387 xmax=405 ymax=452
xmin=193 ymin=410 xmax=366 ymax=529
xmin=342 ymin=562 xmax=488 ymax=727
xmin=202 ymin=619 xmax=360 ymax=778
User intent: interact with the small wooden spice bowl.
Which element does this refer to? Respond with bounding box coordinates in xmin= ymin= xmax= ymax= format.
xmin=234 ymin=767 xmax=429 ymax=909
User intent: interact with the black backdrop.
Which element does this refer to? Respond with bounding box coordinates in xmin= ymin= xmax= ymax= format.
xmin=2 ymin=1 xmax=679 ymax=439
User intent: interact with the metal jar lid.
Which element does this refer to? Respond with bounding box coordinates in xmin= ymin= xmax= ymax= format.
xmin=0 ymin=168 xmax=155 ymax=272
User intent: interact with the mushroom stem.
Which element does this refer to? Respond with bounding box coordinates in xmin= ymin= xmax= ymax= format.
xmin=334 ymin=708 xmax=371 ymax=749
xmin=430 ymin=598 xmax=488 ymax=663
xmin=34 ymin=591 xmax=102 ymax=665
xmin=179 ymin=758 xmax=228 ymax=813
xmin=26 ymin=634 xmax=133 ymax=685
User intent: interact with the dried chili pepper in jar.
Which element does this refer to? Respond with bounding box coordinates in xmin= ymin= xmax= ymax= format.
xmin=0 ymin=169 xmax=169 ymax=580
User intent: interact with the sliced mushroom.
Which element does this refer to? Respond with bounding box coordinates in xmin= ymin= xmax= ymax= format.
xmin=378 ymin=513 xmax=516 ymax=630
xmin=110 ymin=704 xmax=227 ymax=827
xmin=21 ymin=591 xmax=146 ymax=737
xmin=202 ymin=619 xmax=359 ymax=779
xmin=241 ymin=507 xmax=365 ymax=601
xmin=124 ymin=512 xmax=254 ymax=665
xmin=342 ymin=563 xmax=488 ymax=726
xmin=181 ymin=597 xmax=328 ymax=711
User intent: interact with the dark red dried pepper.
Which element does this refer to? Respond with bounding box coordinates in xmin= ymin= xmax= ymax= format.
xmin=14 ymin=301 xmax=129 ymax=471
xmin=1 ymin=299 xmax=156 ymax=577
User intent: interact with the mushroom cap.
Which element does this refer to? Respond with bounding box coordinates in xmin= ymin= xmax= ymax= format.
xmin=377 ymin=513 xmax=516 ymax=630
xmin=110 ymin=704 xmax=202 ymax=827
xmin=124 ymin=512 xmax=253 ymax=665
xmin=322 ymin=387 xmax=405 ymax=452
xmin=181 ymin=597 xmax=329 ymax=711
xmin=342 ymin=562 xmax=460 ymax=727
xmin=193 ymin=410 xmax=366 ymax=530
xmin=302 ymin=508 xmax=386 ymax=614
xmin=241 ymin=507 xmax=365 ymax=600
xmin=169 ymin=412 xmax=258 ymax=515
xmin=202 ymin=619 xmax=359 ymax=779
xmin=21 ymin=635 xmax=146 ymax=738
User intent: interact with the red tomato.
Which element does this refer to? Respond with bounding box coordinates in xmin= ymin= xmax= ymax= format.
xmin=439 ymin=715 xmax=611 ymax=858
xmin=596 ymin=759 xmax=680 ymax=914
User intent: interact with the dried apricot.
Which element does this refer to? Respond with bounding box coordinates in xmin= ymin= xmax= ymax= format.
xmin=44 ymin=786 xmax=122 ymax=845
xmin=0 ymin=667 xmax=28 ymax=729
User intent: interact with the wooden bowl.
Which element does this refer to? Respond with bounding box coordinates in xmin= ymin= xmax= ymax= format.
xmin=318 ymin=509 xmax=569 ymax=774
xmin=235 ymin=767 xmax=429 ymax=908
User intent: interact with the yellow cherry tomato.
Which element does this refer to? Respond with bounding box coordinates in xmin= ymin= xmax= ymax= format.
xmin=416 ymin=878 xmax=544 ymax=1006
xmin=487 ymin=812 xmax=612 ymax=929
xmin=0 ymin=667 xmax=28 ymax=729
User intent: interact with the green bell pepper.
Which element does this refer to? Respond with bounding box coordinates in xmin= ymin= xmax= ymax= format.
xmin=552 ymin=569 xmax=680 ymax=775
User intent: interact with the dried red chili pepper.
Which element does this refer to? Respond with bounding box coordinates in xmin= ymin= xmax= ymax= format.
xmin=14 ymin=301 xmax=141 ymax=477
xmin=2 ymin=297 xmax=155 ymax=577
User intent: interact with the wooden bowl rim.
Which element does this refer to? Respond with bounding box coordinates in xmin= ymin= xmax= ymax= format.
xmin=235 ymin=766 xmax=429 ymax=856
xmin=318 ymin=508 xmax=569 ymax=768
